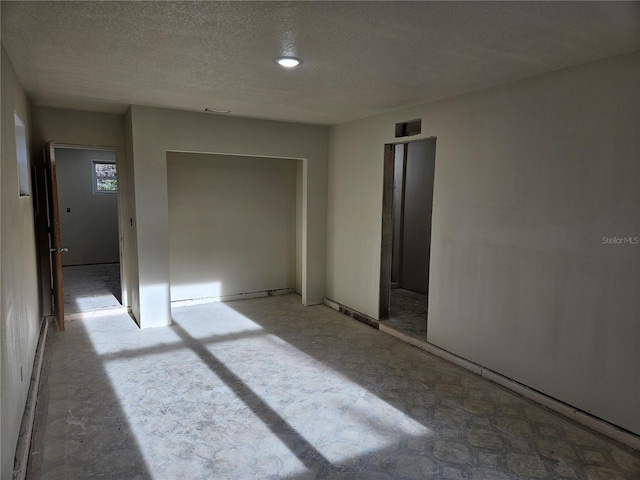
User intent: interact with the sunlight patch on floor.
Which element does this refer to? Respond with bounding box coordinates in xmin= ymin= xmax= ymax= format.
xmin=79 ymin=300 xmax=430 ymax=476
xmin=212 ymin=331 xmax=431 ymax=465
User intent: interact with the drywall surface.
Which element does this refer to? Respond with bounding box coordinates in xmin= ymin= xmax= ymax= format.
xmin=56 ymin=148 xmax=119 ymax=266
xmin=128 ymin=105 xmax=328 ymax=328
xmin=1 ymin=45 xmax=40 ymax=480
xmin=31 ymin=107 xmax=126 ymax=151
xmin=167 ymin=152 xmax=296 ymax=300
xmin=400 ymin=140 xmax=435 ymax=295
xmin=30 ymin=106 xmax=132 ymax=308
xmin=327 ymin=52 xmax=640 ymax=434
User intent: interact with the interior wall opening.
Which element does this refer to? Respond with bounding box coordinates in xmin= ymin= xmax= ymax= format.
xmin=166 ymin=151 xmax=301 ymax=306
xmin=380 ymin=138 xmax=436 ymax=342
xmin=54 ymin=146 xmax=123 ymax=316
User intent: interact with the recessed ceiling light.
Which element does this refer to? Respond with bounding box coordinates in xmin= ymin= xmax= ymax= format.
xmin=276 ymin=56 xmax=302 ymax=68
xmin=204 ymin=108 xmax=230 ymax=114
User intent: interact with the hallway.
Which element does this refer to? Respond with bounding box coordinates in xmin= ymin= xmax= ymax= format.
xmin=62 ymin=263 xmax=125 ymax=319
xmin=30 ymin=295 xmax=640 ymax=479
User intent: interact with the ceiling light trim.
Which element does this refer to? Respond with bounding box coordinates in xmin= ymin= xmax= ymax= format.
xmin=275 ymin=56 xmax=302 ymax=68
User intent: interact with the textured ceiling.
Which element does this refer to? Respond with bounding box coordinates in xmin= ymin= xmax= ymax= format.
xmin=2 ymin=1 xmax=639 ymax=125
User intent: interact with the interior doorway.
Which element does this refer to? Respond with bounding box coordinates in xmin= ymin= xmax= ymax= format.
xmin=54 ymin=146 xmax=125 ymax=318
xmin=379 ymin=138 xmax=436 ymax=342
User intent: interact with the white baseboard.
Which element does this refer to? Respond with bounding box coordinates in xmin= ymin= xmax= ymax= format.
xmin=171 ymin=288 xmax=296 ymax=308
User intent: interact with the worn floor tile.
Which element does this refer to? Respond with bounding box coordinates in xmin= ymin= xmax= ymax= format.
xmin=63 ymin=263 xmax=121 ymax=314
xmin=31 ymin=294 xmax=640 ymax=479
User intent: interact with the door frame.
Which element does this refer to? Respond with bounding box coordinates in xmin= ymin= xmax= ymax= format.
xmin=379 ymin=137 xmax=436 ymax=320
xmin=35 ymin=142 xmax=130 ymax=326
xmin=43 ymin=142 xmax=65 ymax=330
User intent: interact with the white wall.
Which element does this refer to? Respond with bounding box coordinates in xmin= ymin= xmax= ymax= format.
xmin=56 ymin=148 xmax=119 ymax=266
xmin=128 ymin=106 xmax=328 ymax=328
xmin=327 ymin=52 xmax=640 ymax=434
xmin=1 ymin=45 xmax=40 ymax=479
xmin=167 ymin=152 xmax=297 ymax=301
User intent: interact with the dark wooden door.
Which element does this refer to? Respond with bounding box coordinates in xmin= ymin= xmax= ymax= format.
xmin=44 ymin=141 xmax=65 ymax=331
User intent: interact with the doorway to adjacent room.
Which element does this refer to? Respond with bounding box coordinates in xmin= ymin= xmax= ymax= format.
xmin=379 ymin=138 xmax=436 ymax=343
xmin=54 ymin=146 xmax=125 ymax=319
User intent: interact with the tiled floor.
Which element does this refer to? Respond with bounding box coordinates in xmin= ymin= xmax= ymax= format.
xmin=383 ymin=288 xmax=428 ymax=343
xmin=30 ymin=294 xmax=640 ymax=479
xmin=63 ymin=263 xmax=122 ymax=315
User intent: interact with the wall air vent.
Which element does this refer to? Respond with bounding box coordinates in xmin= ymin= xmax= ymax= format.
xmin=395 ymin=119 xmax=421 ymax=138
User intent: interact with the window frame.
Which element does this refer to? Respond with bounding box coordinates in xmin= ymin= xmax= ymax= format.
xmin=15 ymin=112 xmax=30 ymax=197
xmin=92 ymin=160 xmax=118 ymax=194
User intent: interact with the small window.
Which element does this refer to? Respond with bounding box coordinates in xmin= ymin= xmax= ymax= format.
xmin=15 ymin=113 xmax=30 ymax=196
xmin=93 ymin=161 xmax=118 ymax=193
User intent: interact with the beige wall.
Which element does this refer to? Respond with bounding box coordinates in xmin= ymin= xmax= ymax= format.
xmin=128 ymin=106 xmax=328 ymax=328
xmin=1 ymin=45 xmax=40 ymax=479
xmin=327 ymin=52 xmax=640 ymax=434
xmin=56 ymin=148 xmax=119 ymax=266
xmin=167 ymin=152 xmax=297 ymax=301
xmin=30 ymin=106 xmax=131 ymax=307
